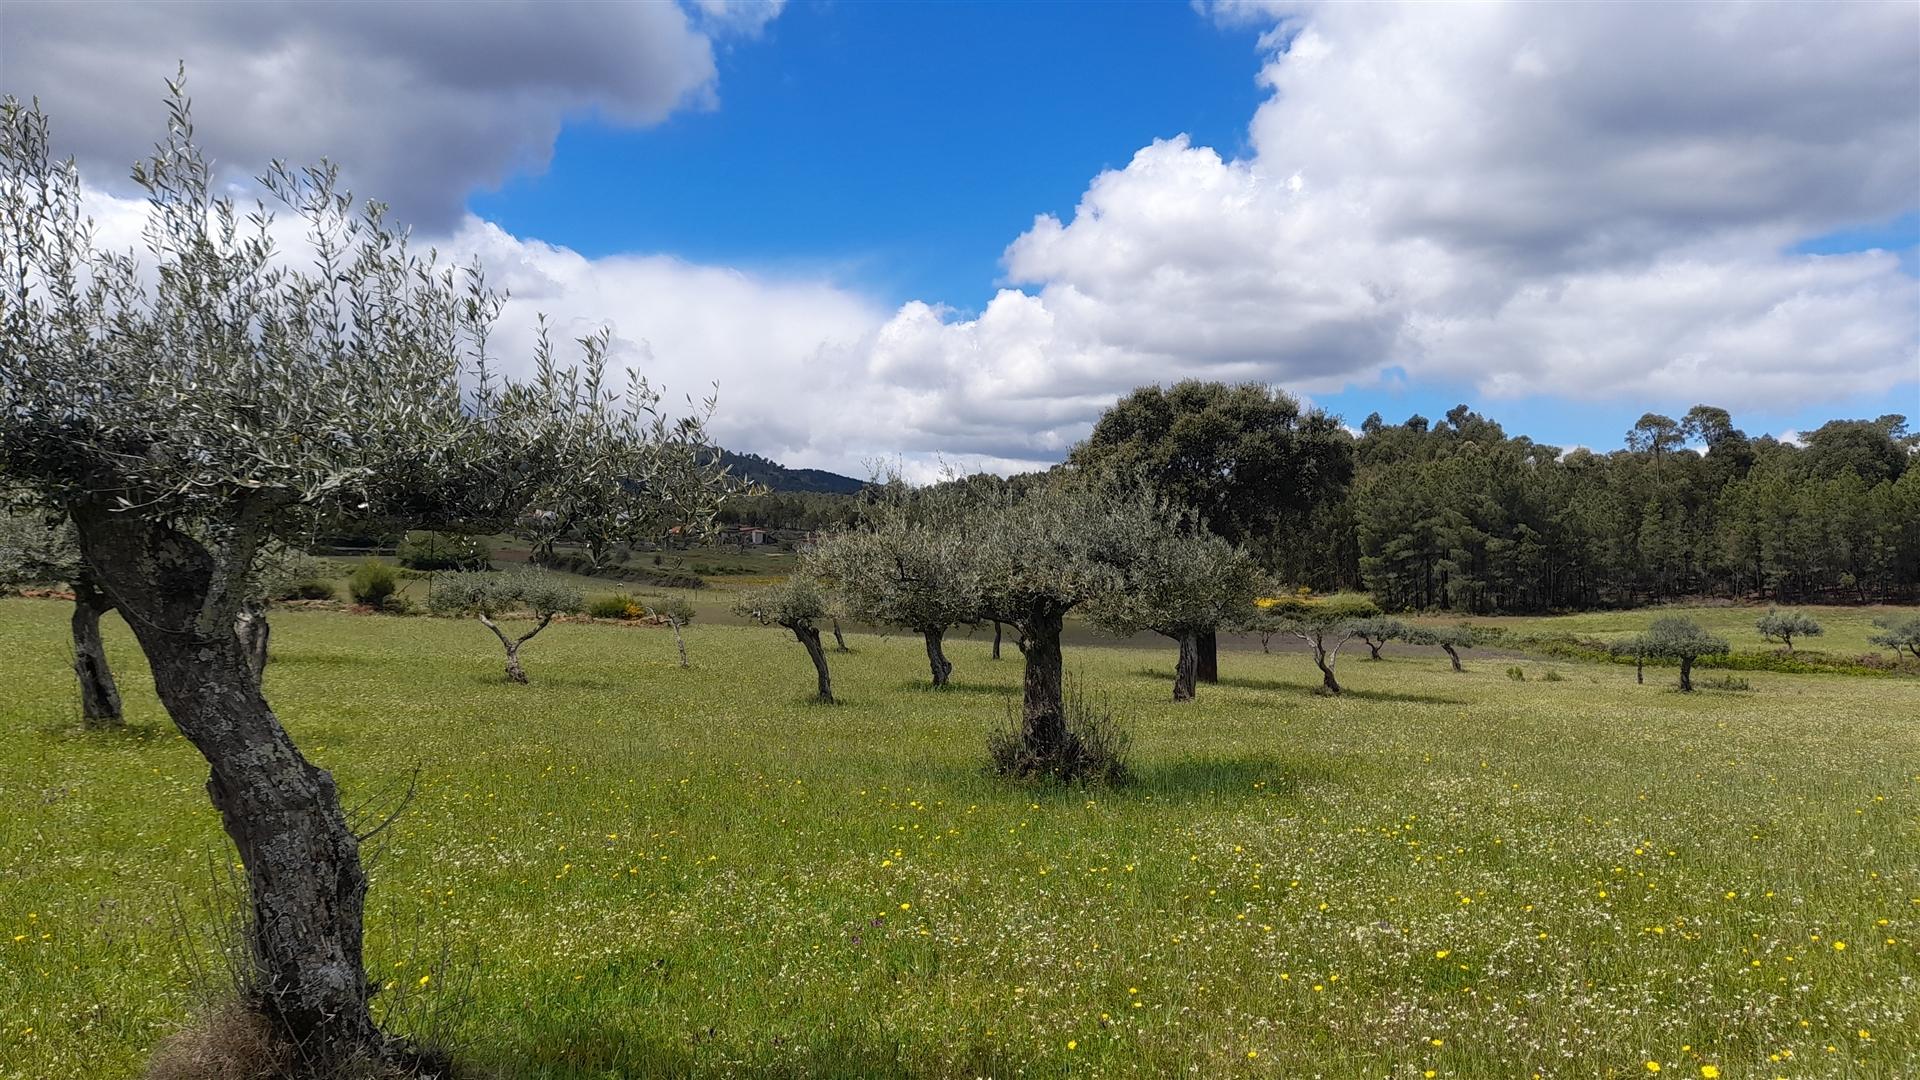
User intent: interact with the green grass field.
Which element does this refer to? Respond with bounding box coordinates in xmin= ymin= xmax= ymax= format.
xmin=1 ymin=598 xmax=1915 ymax=1078
xmin=1462 ymin=604 xmax=1914 ymax=658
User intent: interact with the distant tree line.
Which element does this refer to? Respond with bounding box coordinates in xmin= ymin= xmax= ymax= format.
xmin=1066 ymin=385 xmax=1916 ymax=614
xmin=1340 ymin=406 xmax=1917 ymax=611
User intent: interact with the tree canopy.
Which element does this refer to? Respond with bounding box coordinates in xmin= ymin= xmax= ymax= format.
xmin=1754 ymin=608 xmax=1823 ymax=651
xmin=808 ymin=481 xmax=984 ymax=686
xmin=1627 ymin=616 xmax=1731 ymax=691
xmin=1085 ymin=512 xmax=1260 ymax=701
xmin=1069 ymin=379 xmax=1354 ymax=558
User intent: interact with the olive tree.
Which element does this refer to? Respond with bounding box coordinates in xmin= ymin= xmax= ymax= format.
xmin=1630 ymin=616 xmax=1731 ymax=691
xmin=430 ymin=571 xmax=583 ymax=683
xmin=232 ymin=542 xmax=338 ymax=683
xmin=514 ymin=331 xmax=749 ymax=571
xmin=1352 ymin=615 xmax=1412 ymax=660
xmin=1257 ymin=593 xmax=1381 ymax=694
xmin=1069 ymin=381 xmax=1354 ymax=682
xmin=1609 ymin=634 xmax=1648 ymax=683
xmin=1867 ymin=614 xmax=1920 ymax=660
xmin=809 ymin=486 xmax=983 ymax=687
xmin=0 ymin=87 xmax=696 ymax=1069
xmin=652 ymin=594 xmax=696 ymax=668
xmin=0 ymin=508 xmax=123 ymax=725
xmin=1240 ymin=604 xmax=1284 ymax=653
xmin=735 ymin=575 xmax=836 ymax=702
xmin=1086 ymin=519 xmax=1258 ymax=702
xmin=971 ymin=478 xmax=1167 ymax=767
xmin=1407 ymin=624 xmax=1476 ymax=672
xmin=1755 ymin=608 xmax=1823 ymax=651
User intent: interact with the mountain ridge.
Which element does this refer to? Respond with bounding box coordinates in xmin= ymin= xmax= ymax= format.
xmin=717 ymin=450 xmax=865 ymax=495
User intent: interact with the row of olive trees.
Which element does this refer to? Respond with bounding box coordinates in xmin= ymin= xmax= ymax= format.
xmin=0 ymin=85 xmax=743 ymax=1073
xmin=733 ymin=472 xmax=1495 ymax=784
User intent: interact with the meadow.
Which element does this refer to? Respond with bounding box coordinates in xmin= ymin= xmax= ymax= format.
xmin=1461 ymin=606 xmax=1913 ymax=659
xmin=1 ymin=597 xmax=1915 ymax=1078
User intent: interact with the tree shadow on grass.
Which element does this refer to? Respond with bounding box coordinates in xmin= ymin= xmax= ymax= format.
xmin=907 ymin=753 xmax=1345 ymax=807
xmin=1209 ymin=674 xmax=1466 ymax=707
xmin=893 ymin=680 xmax=1013 ymax=696
xmin=36 ymin=719 xmax=175 ymax=742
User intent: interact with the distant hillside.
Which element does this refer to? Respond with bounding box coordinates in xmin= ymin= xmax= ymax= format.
xmin=717 ymin=450 xmax=865 ymax=495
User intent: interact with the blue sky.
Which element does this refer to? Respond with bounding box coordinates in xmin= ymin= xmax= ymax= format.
xmin=471 ymin=2 xmax=1271 ymax=312
xmin=7 ymin=0 xmax=1917 ymax=471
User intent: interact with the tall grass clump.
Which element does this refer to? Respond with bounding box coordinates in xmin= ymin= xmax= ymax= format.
xmin=988 ymin=676 xmax=1132 ymax=786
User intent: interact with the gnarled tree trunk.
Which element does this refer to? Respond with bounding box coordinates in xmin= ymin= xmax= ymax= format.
xmin=791 ymin=623 xmax=834 ymax=702
xmin=1172 ymin=630 xmax=1198 ymax=702
xmin=1365 ymin=638 xmax=1383 ymax=660
xmin=1678 ymin=656 xmax=1694 ymax=692
xmin=70 ymin=505 xmax=384 ymax=1072
xmin=1196 ymin=628 xmax=1219 ymax=683
xmin=1020 ymin=605 xmax=1066 ymax=755
xmin=991 ymin=620 xmax=1002 ymax=660
xmin=1310 ymin=641 xmax=1342 ymax=694
xmin=235 ymin=600 xmax=270 ymax=683
xmin=1441 ymin=644 xmax=1464 ymax=672
xmin=668 ymin=615 xmax=689 ymax=668
xmin=69 ymin=574 xmax=123 ymax=729
xmin=922 ymin=627 xmax=953 ymax=687
xmin=831 ymin=618 xmax=848 ymax=652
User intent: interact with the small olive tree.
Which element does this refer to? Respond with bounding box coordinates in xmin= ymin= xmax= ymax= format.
xmin=1755 ymin=608 xmax=1823 ymax=651
xmin=0 ymin=508 xmax=123 ymax=725
xmin=430 ymin=571 xmax=583 ymax=683
xmin=1609 ymin=634 xmax=1648 ymax=683
xmin=735 ymin=575 xmax=836 ymax=702
xmin=1407 ymin=624 xmax=1476 ymax=672
xmin=1257 ymin=592 xmax=1381 ymax=694
xmin=809 ymin=484 xmax=983 ymax=687
xmin=1630 ymin=616 xmax=1731 ymax=691
xmin=0 ymin=86 xmax=718 ymax=1068
xmin=1352 ymin=615 xmax=1411 ymax=660
xmin=652 ymin=594 xmax=696 ymax=668
xmin=1087 ymin=520 xmax=1258 ymax=702
xmin=1240 ymin=604 xmax=1284 ymax=653
xmin=1867 ymin=614 xmax=1920 ymax=660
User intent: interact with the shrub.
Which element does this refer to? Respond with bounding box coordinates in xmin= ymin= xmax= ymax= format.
xmin=1700 ymin=673 xmax=1752 ymax=691
xmin=347 ymin=559 xmax=399 ymax=609
xmin=1541 ymin=668 xmax=1566 ymax=682
xmin=285 ymin=580 xmax=336 ymax=601
xmin=586 ymin=592 xmax=646 ymax=620
xmin=987 ymin=678 xmax=1132 ymax=786
xmin=651 ymin=596 xmax=696 ymax=625
xmin=396 ymin=530 xmax=491 ymax=572
xmin=1506 ymin=666 xmax=1526 ymax=681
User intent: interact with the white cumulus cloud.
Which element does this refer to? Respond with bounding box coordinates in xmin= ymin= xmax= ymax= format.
xmin=0 ymin=1 xmax=782 ymax=228
xmin=872 ymin=0 xmax=1920 ymax=460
